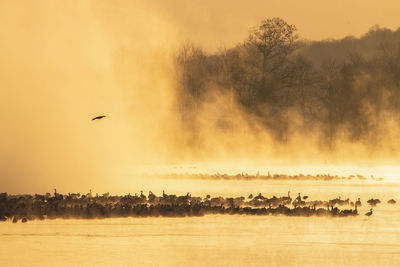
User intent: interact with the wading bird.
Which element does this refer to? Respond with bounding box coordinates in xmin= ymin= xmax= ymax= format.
xmin=355 ymin=198 xmax=362 ymax=207
xmin=365 ymin=208 xmax=373 ymax=217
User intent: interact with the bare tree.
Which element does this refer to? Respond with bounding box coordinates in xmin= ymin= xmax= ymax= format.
xmin=244 ymin=18 xmax=298 ymax=107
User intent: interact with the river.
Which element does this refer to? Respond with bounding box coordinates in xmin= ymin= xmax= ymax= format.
xmin=1 ymin=179 xmax=400 ymax=266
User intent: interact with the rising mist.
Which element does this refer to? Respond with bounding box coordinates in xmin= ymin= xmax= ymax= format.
xmin=174 ymin=19 xmax=400 ymax=166
xmin=1 ymin=1 xmax=400 ymax=193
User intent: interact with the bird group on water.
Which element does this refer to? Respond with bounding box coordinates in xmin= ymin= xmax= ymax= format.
xmin=161 ymin=172 xmax=383 ymax=181
xmin=0 ymin=190 xmax=393 ymax=223
xmin=85 ymin=117 xmax=387 ymax=220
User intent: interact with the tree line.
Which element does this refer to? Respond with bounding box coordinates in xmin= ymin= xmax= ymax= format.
xmin=174 ymin=18 xmax=400 ymax=147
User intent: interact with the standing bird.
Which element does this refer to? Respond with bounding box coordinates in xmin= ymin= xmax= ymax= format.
xmin=355 ymin=198 xmax=362 ymax=207
xmin=92 ymin=115 xmax=107 ymax=121
xmin=365 ymin=208 xmax=373 ymax=217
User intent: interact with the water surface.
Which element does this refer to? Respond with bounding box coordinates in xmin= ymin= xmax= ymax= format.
xmin=1 ymin=180 xmax=399 ymax=266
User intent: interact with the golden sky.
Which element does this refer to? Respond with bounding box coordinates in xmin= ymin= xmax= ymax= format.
xmin=154 ymin=0 xmax=400 ymax=49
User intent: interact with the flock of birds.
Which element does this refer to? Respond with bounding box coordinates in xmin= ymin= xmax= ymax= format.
xmin=0 ymin=190 xmax=395 ymax=223
xmin=162 ymin=172 xmax=383 ymax=181
xmin=0 ymin=116 xmax=380 ymax=222
xmin=86 ymin=115 xmax=384 ymax=220
xmin=73 ymin=117 xmax=390 ymax=220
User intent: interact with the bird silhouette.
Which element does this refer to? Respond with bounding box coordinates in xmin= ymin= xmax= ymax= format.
xmin=365 ymin=208 xmax=373 ymax=217
xmin=355 ymin=198 xmax=362 ymax=207
xmin=387 ymin=199 xmax=396 ymax=204
xmin=92 ymin=115 xmax=107 ymax=121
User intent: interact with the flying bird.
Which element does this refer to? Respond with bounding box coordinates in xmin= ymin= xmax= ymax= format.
xmin=92 ymin=115 xmax=107 ymax=121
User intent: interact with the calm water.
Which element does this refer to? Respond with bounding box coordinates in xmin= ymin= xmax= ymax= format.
xmin=1 ymin=180 xmax=400 ymax=266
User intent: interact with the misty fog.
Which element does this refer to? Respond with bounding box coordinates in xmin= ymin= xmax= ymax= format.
xmin=1 ymin=0 xmax=400 ymax=193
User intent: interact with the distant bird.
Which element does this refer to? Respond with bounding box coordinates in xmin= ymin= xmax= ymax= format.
xmin=365 ymin=208 xmax=373 ymax=217
xmin=388 ymin=199 xmax=396 ymax=204
xmin=92 ymin=115 xmax=106 ymax=121
xmin=367 ymin=198 xmax=381 ymax=206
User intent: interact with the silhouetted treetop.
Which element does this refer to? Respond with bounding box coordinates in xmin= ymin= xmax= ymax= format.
xmin=247 ymin=17 xmax=298 ymax=58
xmin=174 ymin=17 xmax=400 ymax=148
